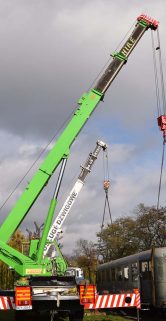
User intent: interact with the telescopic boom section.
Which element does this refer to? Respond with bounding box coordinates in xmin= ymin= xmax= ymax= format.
xmin=94 ymin=14 xmax=158 ymax=94
xmin=0 ymin=14 xmax=158 ymax=248
xmin=44 ymin=140 xmax=107 ymax=257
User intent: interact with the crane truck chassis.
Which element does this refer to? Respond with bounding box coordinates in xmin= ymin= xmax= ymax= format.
xmin=0 ymin=13 xmax=159 ymax=321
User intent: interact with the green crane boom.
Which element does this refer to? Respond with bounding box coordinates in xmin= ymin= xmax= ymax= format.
xmin=0 ymin=14 xmax=158 ymax=277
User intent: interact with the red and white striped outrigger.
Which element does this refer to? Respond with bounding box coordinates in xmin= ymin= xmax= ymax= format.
xmin=80 ymin=285 xmax=141 ymax=310
xmin=84 ymin=292 xmax=141 ymax=309
xmin=0 ymin=296 xmax=15 ymax=310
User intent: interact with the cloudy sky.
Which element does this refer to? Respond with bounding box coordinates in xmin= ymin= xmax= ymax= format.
xmin=0 ymin=0 xmax=165 ymax=254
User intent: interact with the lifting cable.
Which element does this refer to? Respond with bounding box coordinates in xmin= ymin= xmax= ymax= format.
xmin=97 ymin=148 xmax=112 ymax=260
xmin=151 ymin=28 xmax=166 ymax=209
xmin=157 ymin=141 xmax=165 ymax=210
xmin=101 ymin=148 xmax=113 ymax=231
xmin=156 ymin=29 xmax=166 ymax=114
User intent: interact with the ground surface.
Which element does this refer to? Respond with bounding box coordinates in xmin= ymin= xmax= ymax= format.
xmin=0 ymin=310 xmax=165 ymax=321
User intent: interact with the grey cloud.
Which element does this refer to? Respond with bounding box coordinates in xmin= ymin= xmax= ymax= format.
xmin=0 ymin=0 xmax=165 ymax=139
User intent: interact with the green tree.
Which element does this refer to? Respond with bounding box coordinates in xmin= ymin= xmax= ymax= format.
xmin=0 ymin=229 xmax=26 ymax=289
xmin=73 ymin=239 xmax=97 ymax=283
xmin=135 ymin=203 xmax=166 ymax=250
xmin=26 ymin=221 xmax=44 ymax=240
xmin=97 ymin=216 xmax=138 ymax=262
xmin=96 ymin=204 xmax=166 ymax=262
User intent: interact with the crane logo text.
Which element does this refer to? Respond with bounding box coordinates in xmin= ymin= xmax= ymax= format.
xmin=121 ymin=37 xmax=135 ymax=56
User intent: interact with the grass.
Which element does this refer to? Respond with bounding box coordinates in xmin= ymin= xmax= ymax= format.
xmin=84 ymin=311 xmax=132 ymax=321
xmin=0 ymin=310 xmax=133 ymax=321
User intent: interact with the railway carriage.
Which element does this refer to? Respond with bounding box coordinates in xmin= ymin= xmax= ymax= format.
xmin=96 ymin=247 xmax=166 ymax=310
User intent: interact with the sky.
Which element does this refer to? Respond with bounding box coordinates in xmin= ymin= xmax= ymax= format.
xmin=0 ymin=0 xmax=165 ymax=255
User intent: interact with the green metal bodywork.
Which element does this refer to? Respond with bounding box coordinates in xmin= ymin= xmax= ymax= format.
xmin=0 ymin=16 xmax=158 ymax=277
xmin=36 ymin=198 xmax=58 ymax=263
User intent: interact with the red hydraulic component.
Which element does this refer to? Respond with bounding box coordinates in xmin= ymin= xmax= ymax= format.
xmin=137 ymin=14 xmax=159 ymax=29
xmin=157 ymin=115 xmax=166 ymax=142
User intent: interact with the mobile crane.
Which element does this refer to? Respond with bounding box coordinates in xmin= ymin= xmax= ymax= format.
xmin=0 ymin=13 xmax=159 ymax=321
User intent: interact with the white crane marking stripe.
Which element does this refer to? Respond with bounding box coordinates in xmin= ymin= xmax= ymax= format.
xmin=113 ymin=295 xmax=119 ymax=307
xmin=107 ymin=294 xmax=113 ymax=307
xmin=119 ymin=294 xmax=125 ymax=307
xmin=101 ymin=295 xmax=107 ymax=308
xmin=95 ymin=295 xmax=102 ymax=309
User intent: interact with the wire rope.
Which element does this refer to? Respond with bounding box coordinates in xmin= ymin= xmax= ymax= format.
xmin=157 ymin=141 xmax=165 ymax=210
xmin=157 ymin=28 xmax=166 ymax=114
xmin=151 ymin=30 xmax=161 ymax=116
xmin=101 ymin=147 xmax=113 ymax=231
xmin=106 ymin=192 xmax=113 ymax=225
xmin=101 ymin=196 xmax=107 ymax=230
xmin=105 ymin=149 xmax=110 ymax=181
xmin=151 ymin=28 xmax=166 ymax=210
xmin=102 ymin=151 xmax=106 ymax=182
